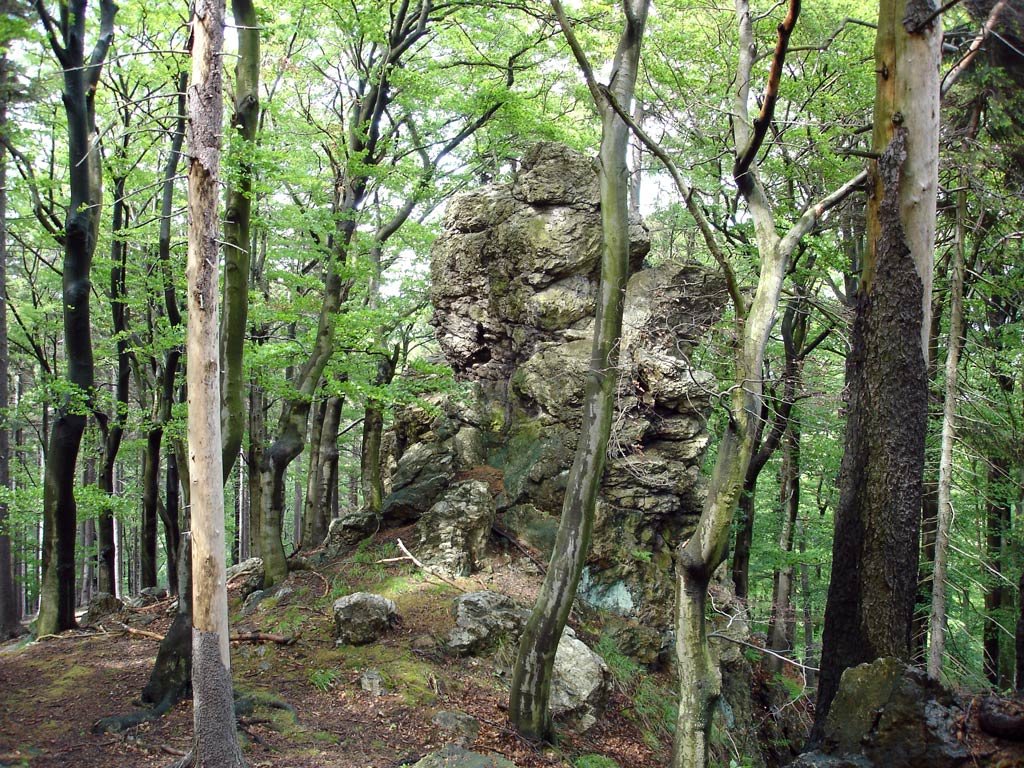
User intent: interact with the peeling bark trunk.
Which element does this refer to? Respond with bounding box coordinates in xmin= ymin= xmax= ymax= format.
xmin=509 ymin=1 xmax=649 ymax=742
xmin=176 ymin=0 xmax=246 ymax=762
xmin=814 ymin=0 xmax=940 ymax=726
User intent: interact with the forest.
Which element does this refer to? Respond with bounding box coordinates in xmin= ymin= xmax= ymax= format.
xmin=1 ymin=0 xmax=1023 ymax=766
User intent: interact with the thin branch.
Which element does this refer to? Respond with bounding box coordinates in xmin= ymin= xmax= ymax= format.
xmin=549 ymin=0 xmax=604 ymax=108
xmin=734 ymin=0 xmax=801 ymax=191
xmin=941 ymin=0 xmax=1010 ymax=96
xmin=603 ymin=92 xmax=745 ymax=314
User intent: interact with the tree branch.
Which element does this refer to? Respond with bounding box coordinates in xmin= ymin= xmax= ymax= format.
xmin=734 ymin=0 xmax=801 ymax=192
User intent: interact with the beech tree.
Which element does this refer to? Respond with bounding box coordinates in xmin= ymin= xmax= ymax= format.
xmin=814 ymin=0 xmax=942 ymax=733
xmin=509 ymin=0 xmax=650 ymax=742
xmin=33 ymin=0 xmax=117 ymax=636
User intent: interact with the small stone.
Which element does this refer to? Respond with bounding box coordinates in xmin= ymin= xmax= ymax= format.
xmin=80 ymin=592 xmax=124 ymax=627
xmin=360 ymin=669 xmax=384 ymax=696
xmin=412 ymin=745 xmax=518 ymax=768
xmin=445 ymin=591 xmax=530 ymax=656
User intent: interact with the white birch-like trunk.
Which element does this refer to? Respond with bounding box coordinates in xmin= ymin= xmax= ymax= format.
xmin=927 ymin=186 xmax=965 ymax=680
xmin=176 ymin=0 xmax=246 ymax=764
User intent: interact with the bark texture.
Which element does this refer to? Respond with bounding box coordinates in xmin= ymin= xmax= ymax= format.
xmin=814 ymin=19 xmax=939 ymax=721
xmin=220 ymin=0 xmax=259 ymax=480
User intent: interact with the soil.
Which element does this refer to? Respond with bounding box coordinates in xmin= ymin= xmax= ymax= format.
xmin=2 ymin=530 xmax=1021 ymax=768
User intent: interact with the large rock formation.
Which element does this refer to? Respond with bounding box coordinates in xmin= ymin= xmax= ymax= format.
xmin=382 ymin=143 xmax=726 ymax=654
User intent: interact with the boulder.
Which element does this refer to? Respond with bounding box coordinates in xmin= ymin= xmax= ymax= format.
xmin=80 ymin=592 xmax=124 ymax=626
xmin=416 ymin=480 xmax=496 ymax=577
xmin=412 ymin=745 xmax=518 ymax=768
xmin=333 ymin=593 xmax=398 ymax=646
xmin=226 ymin=557 xmax=265 ymax=599
xmin=432 ymin=710 xmax=481 ymax=747
xmin=550 ymin=628 xmax=611 ymax=731
xmin=324 ymin=510 xmax=380 ymax=555
xmin=445 ymin=591 xmax=530 ymax=656
xmin=796 ymin=658 xmax=969 ymax=768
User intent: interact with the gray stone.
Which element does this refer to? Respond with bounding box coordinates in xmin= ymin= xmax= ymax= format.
xmin=80 ymin=592 xmax=124 ymax=626
xmin=788 ymin=755 xmax=874 ymax=768
xmin=333 ymin=592 xmax=398 ymax=646
xmin=226 ymin=557 xmax=265 ymax=599
xmin=446 ymin=591 xmax=530 ymax=656
xmin=324 ymin=509 xmax=380 ymax=554
xmin=382 ymin=442 xmax=456 ymax=525
xmin=550 ymin=628 xmax=610 ymax=732
xmin=384 ymin=144 xmax=727 ymax=651
xmin=412 ymin=745 xmax=518 ymax=768
xmin=416 ymin=480 xmax=496 ymax=577
xmin=432 ymin=710 xmax=481 ymax=747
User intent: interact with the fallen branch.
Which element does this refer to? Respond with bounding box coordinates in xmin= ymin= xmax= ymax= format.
xmin=379 ymin=538 xmax=467 ymax=593
xmin=160 ymin=745 xmax=187 ymax=757
xmin=231 ymin=631 xmax=296 ymax=646
xmin=115 ymin=622 xmax=165 ymax=641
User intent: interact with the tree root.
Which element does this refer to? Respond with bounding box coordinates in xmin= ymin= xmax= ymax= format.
xmin=979 ymin=696 xmax=1024 ymax=741
xmin=93 ymin=690 xmax=176 ymax=734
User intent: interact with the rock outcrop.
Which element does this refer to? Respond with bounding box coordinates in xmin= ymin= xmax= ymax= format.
xmin=445 ymin=591 xmax=530 ymax=656
xmin=382 ymin=142 xmax=726 ymax=652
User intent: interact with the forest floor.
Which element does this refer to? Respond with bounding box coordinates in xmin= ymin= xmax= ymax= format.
xmin=1 ymin=528 xmax=1023 ymax=768
xmin=0 ymin=529 xmax=671 ymax=768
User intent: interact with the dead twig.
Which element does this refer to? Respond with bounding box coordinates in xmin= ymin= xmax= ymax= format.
xmin=491 ymin=523 xmax=547 ymax=574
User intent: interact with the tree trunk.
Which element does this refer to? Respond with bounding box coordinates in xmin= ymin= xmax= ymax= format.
xmin=984 ymin=459 xmax=1010 ymax=686
xmin=96 ymin=152 xmax=131 ymax=596
xmin=361 ymin=353 xmax=396 ymax=516
xmin=768 ymin=422 xmax=800 ymax=672
xmin=247 ymin=380 xmax=265 ymax=558
xmin=813 ymin=0 xmax=940 ymax=732
xmin=509 ymin=1 xmax=649 ymax=742
xmin=220 ymin=0 xmax=259 ymax=480
xmin=35 ymin=0 xmax=117 ymax=638
xmin=303 ymin=396 xmax=342 ymax=548
xmin=144 ymin=534 xmax=192 ymax=706
xmin=141 ymin=428 xmax=159 ymax=589
xmin=927 ymin=180 xmax=967 ymax=680
xmin=798 ymin=518 xmax=816 ymax=688
xmin=0 ymin=60 xmax=19 ymax=638
xmin=175 ymin=0 xmax=246 ymax=762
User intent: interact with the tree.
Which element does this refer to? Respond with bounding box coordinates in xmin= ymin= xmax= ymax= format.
xmin=0 ymin=43 xmax=20 ymax=639
xmin=813 ymin=0 xmax=941 ymax=733
xmin=172 ymin=0 xmax=245 ymax=763
xmin=509 ymin=0 xmax=650 ymax=742
xmin=33 ymin=0 xmax=117 ymax=636
xmin=220 ymin=0 xmax=258 ymax=481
